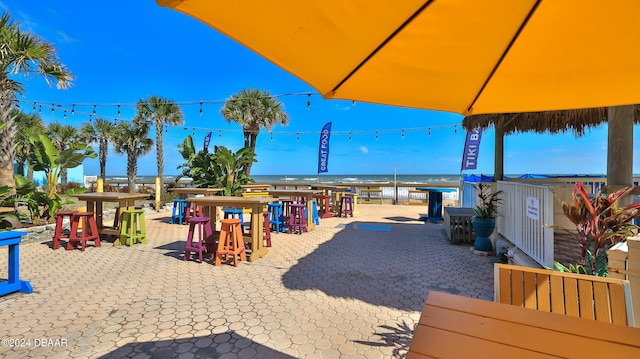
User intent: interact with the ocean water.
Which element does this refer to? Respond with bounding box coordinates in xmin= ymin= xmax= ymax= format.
xmin=107 ymin=174 xmax=463 ymax=184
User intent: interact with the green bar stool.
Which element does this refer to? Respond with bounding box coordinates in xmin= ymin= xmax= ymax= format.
xmin=119 ymin=209 xmax=147 ymax=246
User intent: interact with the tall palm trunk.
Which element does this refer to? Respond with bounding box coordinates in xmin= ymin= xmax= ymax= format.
xmin=156 ymin=123 xmax=164 ymax=189
xmin=61 ymin=168 xmax=68 ymax=186
xmin=99 ymin=139 xmax=108 ymax=180
xmin=242 ymin=132 xmax=258 ymax=176
xmin=127 ymin=154 xmax=137 ymax=194
xmin=15 ymin=160 xmax=25 ymax=176
xmin=0 ymin=76 xmax=16 ymax=190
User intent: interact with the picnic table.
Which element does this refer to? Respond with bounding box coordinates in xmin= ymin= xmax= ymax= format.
xmin=415 ymin=187 xmax=456 ymax=222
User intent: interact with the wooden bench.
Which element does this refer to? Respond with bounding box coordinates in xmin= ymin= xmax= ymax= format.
xmin=494 ymin=263 xmax=635 ymax=326
xmin=407 ymin=190 xmax=427 ymax=205
xmin=359 ymin=189 xmax=383 ymax=204
xmin=407 ymin=291 xmax=640 ymax=358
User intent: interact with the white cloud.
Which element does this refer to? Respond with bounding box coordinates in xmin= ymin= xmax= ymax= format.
xmin=360 ymin=146 xmax=368 ymax=154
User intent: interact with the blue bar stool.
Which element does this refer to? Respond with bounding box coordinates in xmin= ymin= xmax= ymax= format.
xmin=304 ymin=200 xmax=321 ymax=226
xmin=223 ymin=208 xmax=244 ymax=226
xmin=267 ymin=202 xmax=284 ymax=233
xmin=170 ymin=199 xmax=187 ymax=224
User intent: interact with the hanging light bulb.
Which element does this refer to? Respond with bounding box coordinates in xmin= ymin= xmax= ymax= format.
xmin=428 ymin=127 xmax=431 ymax=137
xmin=270 ymin=132 xmax=273 ymax=141
xmin=51 ymin=103 xmax=55 ymax=114
xmin=454 ymin=125 xmax=457 ymax=134
xmin=117 ymin=104 xmax=121 ymax=117
xmin=199 ymin=101 xmax=203 ymax=116
xmin=296 ymin=132 xmax=300 ymax=141
xmin=307 ymin=93 xmax=311 ymax=109
xmin=401 ymin=129 xmax=405 ymax=139
xmin=352 ymin=100 xmax=356 ymax=106
xmin=71 ymin=104 xmax=75 ymax=115
xmin=38 ymin=105 xmax=42 ymax=113
xmin=63 ymin=110 xmax=67 ymax=119
xmin=375 ymin=131 xmax=379 ymax=141
xmin=218 ymin=130 xmax=222 ymax=138
xmin=93 ymin=104 xmax=97 ymax=116
xmin=32 ymin=102 xmax=36 ymax=112
xmin=349 ymin=132 xmax=352 ymax=141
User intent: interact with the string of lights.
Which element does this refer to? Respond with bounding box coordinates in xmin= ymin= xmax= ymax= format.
xmin=10 ymin=92 xmax=462 ymax=138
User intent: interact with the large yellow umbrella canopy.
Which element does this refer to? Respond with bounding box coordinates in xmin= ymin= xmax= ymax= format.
xmin=156 ymin=0 xmax=640 ymax=115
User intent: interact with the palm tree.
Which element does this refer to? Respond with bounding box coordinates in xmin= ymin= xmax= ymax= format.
xmin=220 ymin=88 xmax=290 ymax=175
xmin=81 ymin=118 xmax=114 ymax=181
xmin=0 ymin=11 xmax=72 ymax=189
xmin=47 ymin=122 xmax=80 ymax=186
xmin=111 ymin=121 xmax=153 ymax=193
xmin=134 ymin=95 xmax=184 ymax=189
xmin=13 ymin=110 xmax=45 ymax=180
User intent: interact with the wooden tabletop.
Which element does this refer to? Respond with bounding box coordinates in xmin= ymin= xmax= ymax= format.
xmin=168 ymin=187 xmax=223 ymax=195
xmin=409 ymin=291 xmax=640 ymax=358
xmin=73 ymin=192 xmax=150 ymax=201
xmin=268 ymin=189 xmax=322 ymax=197
xmin=186 ymin=196 xmax=274 ymax=206
xmin=0 ymin=207 xmax=14 ymax=214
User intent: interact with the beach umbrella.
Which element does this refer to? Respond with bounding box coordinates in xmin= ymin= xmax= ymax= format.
xmin=155 ymin=0 xmax=640 ymax=115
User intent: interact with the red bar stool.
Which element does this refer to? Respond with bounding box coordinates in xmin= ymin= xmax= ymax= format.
xmin=313 ymin=194 xmax=333 ymax=218
xmin=288 ymin=203 xmax=307 ymax=234
xmin=67 ymin=212 xmax=101 ymax=251
xmin=339 ymin=195 xmax=354 ymax=218
xmin=185 ymin=202 xmax=204 ymax=223
xmin=215 ymin=218 xmax=246 ymax=267
xmin=184 ymin=216 xmax=213 ymax=263
xmin=52 ymin=210 xmax=77 ymax=250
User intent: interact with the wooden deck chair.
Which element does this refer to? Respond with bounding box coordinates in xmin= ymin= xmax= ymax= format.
xmin=494 ymin=263 xmax=635 ymax=326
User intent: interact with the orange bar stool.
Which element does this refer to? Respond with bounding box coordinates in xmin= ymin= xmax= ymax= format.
xmin=67 ymin=212 xmax=101 ymax=251
xmin=52 ymin=210 xmax=77 ymax=250
xmin=215 ymin=218 xmax=246 ymax=267
xmin=184 ymin=216 xmax=213 ymax=263
xmin=339 ymin=195 xmax=354 ymax=218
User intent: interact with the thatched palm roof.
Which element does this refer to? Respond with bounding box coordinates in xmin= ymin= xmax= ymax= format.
xmin=462 ymin=107 xmax=640 ymax=136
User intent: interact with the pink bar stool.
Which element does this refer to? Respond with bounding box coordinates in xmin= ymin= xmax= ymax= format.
xmin=339 ymin=195 xmax=354 ymax=218
xmin=288 ymin=203 xmax=307 ymax=234
xmin=184 ymin=216 xmax=213 ymax=263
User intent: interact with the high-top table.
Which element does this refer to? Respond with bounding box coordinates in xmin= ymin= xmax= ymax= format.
xmin=168 ymin=187 xmax=223 ymax=198
xmin=415 ymin=187 xmax=457 ymax=222
xmin=186 ymin=196 xmax=275 ymax=262
xmin=73 ymin=192 xmax=150 ymax=241
xmin=268 ymin=189 xmax=322 ymax=230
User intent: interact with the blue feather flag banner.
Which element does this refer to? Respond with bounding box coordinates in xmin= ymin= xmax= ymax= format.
xmin=203 ymin=131 xmax=212 ymax=152
xmin=317 ymin=122 xmax=332 ymax=173
xmin=461 ymin=127 xmax=482 ymax=170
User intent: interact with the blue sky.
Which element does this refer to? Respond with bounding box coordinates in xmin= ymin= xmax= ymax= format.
xmin=5 ymin=1 xmax=639 ymax=177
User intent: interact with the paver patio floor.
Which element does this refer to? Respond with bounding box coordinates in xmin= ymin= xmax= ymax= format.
xmin=0 ymin=204 xmax=495 ymax=358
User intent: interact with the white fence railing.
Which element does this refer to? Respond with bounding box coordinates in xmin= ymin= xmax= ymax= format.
xmin=497 ymin=181 xmax=555 ymax=268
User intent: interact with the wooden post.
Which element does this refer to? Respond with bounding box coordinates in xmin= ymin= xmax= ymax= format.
xmin=96 ymin=178 xmax=104 ymax=192
xmin=609 ymin=236 xmax=640 ymax=327
xmin=155 ymin=177 xmax=161 ymax=211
